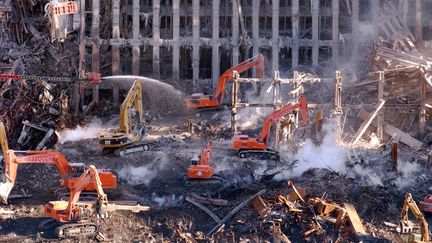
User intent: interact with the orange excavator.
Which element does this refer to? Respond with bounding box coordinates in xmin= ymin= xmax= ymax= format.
xmin=40 ymin=165 xmax=149 ymax=239
xmin=183 ymin=142 xmax=222 ymax=186
xmin=187 ymin=54 xmax=264 ymax=110
xmin=0 ymin=122 xmax=117 ymax=204
xmin=232 ymin=96 xmax=309 ymax=159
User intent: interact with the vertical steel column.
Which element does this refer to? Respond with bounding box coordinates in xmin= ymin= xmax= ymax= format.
xmin=172 ymin=0 xmax=180 ymax=81
xmin=152 ymin=0 xmax=161 ymax=78
xmin=91 ymin=0 xmax=100 ymax=102
xmin=292 ymin=0 xmax=299 ymax=68
xmin=112 ymin=0 xmax=120 ymax=104
xmin=192 ymin=0 xmax=200 ymax=87
xmin=212 ymin=0 xmax=220 ymax=89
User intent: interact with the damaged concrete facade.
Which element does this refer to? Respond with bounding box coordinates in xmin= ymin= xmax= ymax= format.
xmin=73 ymin=0 xmax=431 ymax=102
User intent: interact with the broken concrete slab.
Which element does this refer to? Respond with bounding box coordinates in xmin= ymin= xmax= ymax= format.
xmin=358 ymin=110 xmax=423 ymax=150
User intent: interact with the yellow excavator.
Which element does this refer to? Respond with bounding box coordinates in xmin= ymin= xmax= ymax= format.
xmin=400 ymin=193 xmax=429 ymax=243
xmin=98 ymin=80 xmax=149 ymax=156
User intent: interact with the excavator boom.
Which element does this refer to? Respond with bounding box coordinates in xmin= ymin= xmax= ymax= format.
xmin=43 ymin=165 xmax=149 ymax=238
xmin=0 ymin=122 xmax=116 ymax=203
xmin=98 ymin=80 xmax=149 ymax=156
xmin=258 ymin=96 xmax=308 ymax=146
xmin=400 ymin=193 xmax=429 ymax=242
xmin=187 ymin=54 xmax=264 ymax=109
xmin=232 ymin=96 xmax=309 ymax=159
xmin=184 ymin=142 xmax=222 ymax=186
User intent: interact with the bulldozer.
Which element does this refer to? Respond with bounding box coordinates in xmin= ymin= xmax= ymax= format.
xmin=98 ymin=80 xmax=150 ymax=157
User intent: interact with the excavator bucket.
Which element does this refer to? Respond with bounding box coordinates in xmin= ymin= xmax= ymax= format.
xmin=0 ymin=181 xmax=13 ymax=204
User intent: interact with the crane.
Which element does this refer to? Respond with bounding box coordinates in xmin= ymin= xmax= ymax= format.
xmin=187 ymin=54 xmax=264 ymax=110
xmin=231 ymin=96 xmax=309 ymax=159
xmin=0 ymin=72 xmax=101 ymax=84
xmin=0 ymin=122 xmax=117 ymax=204
xmin=183 ymin=142 xmax=223 ymax=186
xmin=41 ymin=165 xmax=149 ymax=239
xmin=98 ymin=80 xmax=149 ymax=156
xmin=400 ymin=193 xmax=429 ymax=243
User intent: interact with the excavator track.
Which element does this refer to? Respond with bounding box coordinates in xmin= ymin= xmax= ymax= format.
xmin=55 ymin=222 xmax=99 ymax=239
xmin=114 ymin=142 xmax=150 ymax=157
xmin=183 ymin=174 xmax=223 ymax=187
xmin=238 ymin=149 xmax=280 ymax=160
xmin=39 ymin=218 xmax=60 ymax=232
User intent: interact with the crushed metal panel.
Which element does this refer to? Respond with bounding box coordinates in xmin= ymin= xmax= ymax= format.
xmin=252 ymin=196 xmax=270 ymax=218
xmin=286 ymin=187 xmax=307 ymax=201
xmin=343 ymin=203 xmax=367 ymax=236
xmin=308 ymin=198 xmax=339 ymax=216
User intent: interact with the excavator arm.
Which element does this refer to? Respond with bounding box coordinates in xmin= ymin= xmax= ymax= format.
xmin=400 ymin=193 xmax=429 ymax=242
xmin=212 ymin=54 xmax=264 ymax=104
xmin=118 ymin=80 xmax=144 ymax=135
xmin=66 ymin=165 xmax=108 ymax=219
xmin=187 ymin=54 xmax=264 ymax=109
xmin=258 ymin=96 xmax=309 ymax=146
xmin=0 ymin=121 xmax=116 ymax=204
xmin=198 ymin=142 xmax=212 ymax=166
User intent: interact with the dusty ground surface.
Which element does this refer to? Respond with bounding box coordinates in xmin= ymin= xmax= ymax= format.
xmin=0 ymin=110 xmax=430 ymax=243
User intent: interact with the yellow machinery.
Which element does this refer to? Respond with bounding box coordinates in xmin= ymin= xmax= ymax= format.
xmin=98 ymin=80 xmax=149 ymax=156
xmin=400 ymin=193 xmax=429 ymax=243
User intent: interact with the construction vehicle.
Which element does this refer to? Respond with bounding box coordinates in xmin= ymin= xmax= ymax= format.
xmin=183 ymin=142 xmax=222 ymax=186
xmin=40 ymin=165 xmax=149 ymax=239
xmin=98 ymin=80 xmax=149 ymax=157
xmin=400 ymin=193 xmax=429 ymax=243
xmin=0 ymin=72 xmax=101 ymax=84
xmin=419 ymin=193 xmax=432 ymax=213
xmin=232 ymin=96 xmax=309 ymax=159
xmin=45 ymin=1 xmax=78 ymax=16
xmin=0 ymin=122 xmax=117 ymax=203
xmin=187 ymin=54 xmax=264 ymax=110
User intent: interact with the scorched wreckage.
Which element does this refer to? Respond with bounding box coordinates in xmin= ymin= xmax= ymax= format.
xmin=0 ymin=0 xmax=431 ymax=242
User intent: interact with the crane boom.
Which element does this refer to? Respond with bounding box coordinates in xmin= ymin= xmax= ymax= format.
xmin=0 ymin=72 xmax=101 ymax=84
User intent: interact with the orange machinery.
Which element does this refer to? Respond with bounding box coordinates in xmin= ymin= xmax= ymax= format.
xmin=41 ymin=165 xmax=149 ymax=239
xmin=231 ymin=96 xmax=309 ymax=159
xmin=0 ymin=122 xmax=116 ymax=203
xmin=183 ymin=142 xmax=222 ymax=186
xmin=187 ymin=54 xmax=264 ymax=110
xmin=45 ymin=1 xmax=78 ymax=16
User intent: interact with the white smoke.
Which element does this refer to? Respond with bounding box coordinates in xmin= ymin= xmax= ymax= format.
xmin=151 ymin=194 xmax=184 ymax=208
xmin=57 ymin=118 xmax=115 ymax=144
xmin=273 ymin=119 xmax=347 ymax=180
xmin=394 ymin=160 xmax=422 ymax=189
xmin=236 ymin=83 xmax=280 ymax=129
xmin=290 ymin=119 xmax=347 ymax=176
xmin=118 ymin=152 xmax=169 ymax=186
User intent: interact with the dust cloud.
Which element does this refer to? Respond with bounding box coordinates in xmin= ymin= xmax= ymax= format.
xmin=118 ymin=152 xmax=169 ymax=186
xmin=57 ymin=118 xmax=114 ymax=144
